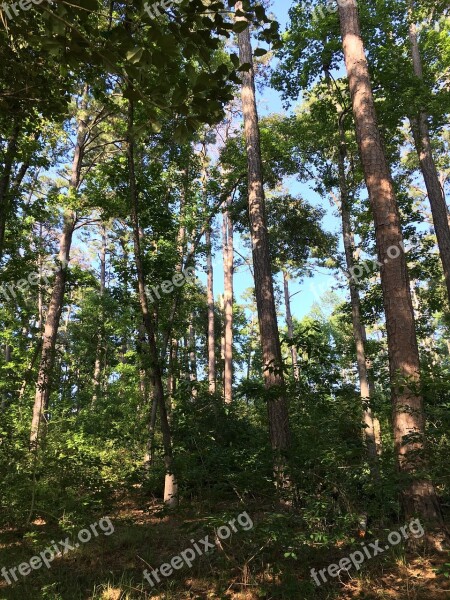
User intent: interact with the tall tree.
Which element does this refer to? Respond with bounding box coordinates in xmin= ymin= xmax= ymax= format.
xmin=92 ymin=223 xmax=107 ymax=405
xmin=222 ymin=198 xmax=233 ymax=403
xmin=408 ymin=10 xmax=450 ymax=306
xmin=336 ymin=109 xmax=380 ymax=469
xmin=282 ymin=270 xmax=300 ymax=381
xmin=127 ymin=98 xmax=177 ymax=507
xmin=206 ymin=224 xmax=216 ymax=394
xmin=338 ymin=0 xmax=446 ymax=540
xmin=0 ymin=123 xmax=20 ymax=260
xmin=235 ymin=2 xmax=291 ymax=482
xmin=30 ymin=97 xmax=88 ymax=446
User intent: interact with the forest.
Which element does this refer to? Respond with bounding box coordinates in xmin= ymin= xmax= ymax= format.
xmin=0 ymin=0 xmax=450 ymax=598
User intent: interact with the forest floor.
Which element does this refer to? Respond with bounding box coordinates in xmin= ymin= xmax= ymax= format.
xmin=0 ymin=491 xmax=449 ymax=599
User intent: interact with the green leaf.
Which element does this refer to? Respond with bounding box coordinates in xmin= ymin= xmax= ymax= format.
xmin=233 ymin=21 xmax=249 ymax=33
xmin=126 ymin=47 xmax=144 ymax=64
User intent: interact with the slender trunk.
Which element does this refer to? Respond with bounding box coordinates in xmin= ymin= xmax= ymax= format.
xmin=18 ymin=226 xmax=45 ymax=406
xmin=247 ymin=315 xmax=256 ymax=381
xmin=363 ymin=328 xmax=383 ymax=455
xmin=30 ymin=217 xmax=75 ymax=447
xmin=338 ymin=0 xmax=446 ymax=540
xmin=206 ymin=225 xmax=216 ymax=394
xmin=408 ymin=18 xmax=450 ymax=305
xmin=282 ymin=271 xmax=299 ymax=381
xmin=144 ymin=395 xmax=158 ymax=467
xmin=158 ymin=174 xmax=188 ymax=362
xmin=92 ymin=225 xmax=107 ymax=405
xmin=140 ymin=322 xmax=157 ymax=467
xmin=37 ymin=224 xmax=44 ymax=331
xmin=236 ymin=3 xmax=291 ymax=480
xmin=188 ymin=315 xmax=197 ymax=398
xmin=167 ymin=338 xmax=178 ymax=406
xmin=335 ymin=110 xmax=379 ymax=470
xmin=127 ymin=99 xmax=177 ymax=507
xmin=341 ymin=189 xmax=380 ymax=467
xmin=30 ymin=101 xmax=87 ymax=446
xmin=138 ymin=323 xmax=149 ymax=405
xmin=180 ymin=336 xmax=188 ymax=381
xmin=1 ymin=345 xmax=12 ymax=411
xmin=222 ymin=202 xmax=233 ymax=403
xmin=0 ymin=124 xmax=20 ymax=261
xmin=219 ymin=293 xmax=225 ymax=387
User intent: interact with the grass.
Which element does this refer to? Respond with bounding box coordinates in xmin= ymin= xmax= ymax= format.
xmin=0 ymin=492 xmax=449 ymax=599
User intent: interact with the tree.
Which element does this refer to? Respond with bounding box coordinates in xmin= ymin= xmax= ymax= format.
xmin=127 ymin=97 xmax=178 ymax=507
xmin=222 ymin=196 xmax=234 ymax=403
xmin=235 ymin=1 xmax=291 ymax=484
xmin=408 ymin=8 xmax=450 ymax=306
xmin=338 ymin=0 xmax=446 ymax=541
xmin=336 ymin=108 xmax=380 ymax=470
xmin=30 ymin=93 xmax=88 ymax=447
xmin=206 ymin=223 xmax=216 ymax=395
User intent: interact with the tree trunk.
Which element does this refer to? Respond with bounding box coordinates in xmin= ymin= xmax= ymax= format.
xmin=222 ymin=200 xmax=233 ymax=403
xmin=408 ymin=18 xmax=450 ymax=306
xmin=127 ymin=98 xmax=177 ymax=507
xmin=1 ymin=345 xmax=12 ymax=411
xmin=37 ymin=223 xmax=44 ymax=331
xmin=341 ymin=186 xmax=380 ymax=468
xmin=338 ymin=0 xmax=446 ymax=541
xmin=144 ymin=388 xmax=158 ymax=468
xmin=29 ymin=102 xmax=87 ymax=447
xmin=282 ymin=270 xmax=299 ymax=381
xmin=363 ymin=328 xmax=383 ymax=456
xmin=188 ymin=315 xmax=198 ymax=398
xmin=335 ymin=110 xmax=379 ymax=471
xmin=140 ymin=322 xmax=157 ymax=468
xmin=138 ymin=323 xmax=149 ymax=406
xmin=92 ymin=224 xmax=107 ymax=405
xmin=206 ymin=225 xmax=216 ymax=394
xmin=0 ymin=123 xmax=20 ymax=261
xmin=236 ymin=2 xmax=291 ymax=481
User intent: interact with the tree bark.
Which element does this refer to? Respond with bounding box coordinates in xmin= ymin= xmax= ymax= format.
xmin=92 ymin=224 xmax=107 ymax=405
xmin=188 ymin=314 xmax=198 ymax=398
xmin=1 ymin=345 xmax=12 ymax=411
xmin=206 ymin=225 xmax=216 ymax=394
xmin=222 ymin=200 xmax=233 ymax=403
xmin=408 ymin=18 xmax=450 ymax=306
xmin=37 ymin=223 xmax=44 ymax=331
xmin=338 ymin=0 xmax=446 ymax=541
xmin=0 ymin=123 xmax=20 ymax=261
xmin=236 ymin=2 xmax=291 ymax=479
xmin=127 ymin=98 xmax=177 ymax=507
xmin=363 ymin=326 xmax=383 ymax=456
xmin=282 ymin=270 xmax=299 ymax=381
